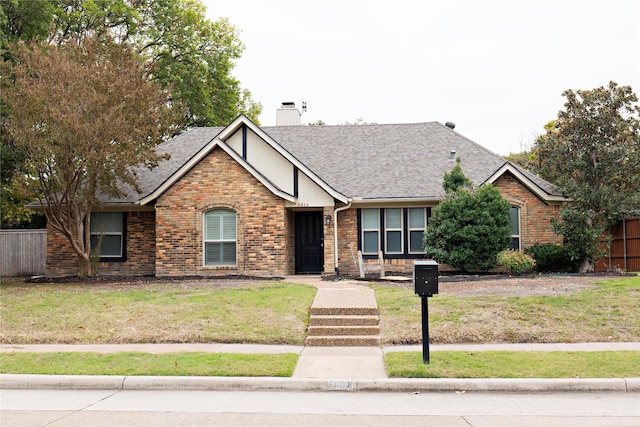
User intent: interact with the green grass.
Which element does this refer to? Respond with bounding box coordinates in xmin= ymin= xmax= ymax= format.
xmin=373 ymin=276 xmax=640 ymax=345
xmin=0 ymin=352 xmax=298 ymax=377
xmin=385 ymin=351 xmax=640 ymax=378
xmin=0 ymin=280 xmax=316 ymax=345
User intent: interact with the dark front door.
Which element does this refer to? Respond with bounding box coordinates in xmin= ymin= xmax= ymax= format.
xmin=295 ymin=211 xmax=324 ymax=273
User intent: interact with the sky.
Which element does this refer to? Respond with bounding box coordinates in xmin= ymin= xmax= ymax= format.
xmin=203 ymin=0 xmax=640 ymax=155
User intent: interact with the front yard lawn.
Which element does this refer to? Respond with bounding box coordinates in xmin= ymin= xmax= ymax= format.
xmin=373 ymin=275 xmax=640 ymax=345
xmin=0 ymin=279 xmax=316 ymax=345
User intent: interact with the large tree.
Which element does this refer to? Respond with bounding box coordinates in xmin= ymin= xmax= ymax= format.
xmin=2 ymin=38 xmax=181 ymax=275
xmin=2 ymin=0 xmax=261 ymax=126
xmin=46 ymin=0 xmax=262 ymax=127
xmin=535 ymin=81 xmax=640 ymax=272
xmin=1 ymin=0 xmax=261 ymax=227
xmin=0 ymin=0 xmax=58 ymax=227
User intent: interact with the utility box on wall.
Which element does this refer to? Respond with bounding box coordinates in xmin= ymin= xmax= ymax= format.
xmin=414 ymin=260 xmax=439 ymax=296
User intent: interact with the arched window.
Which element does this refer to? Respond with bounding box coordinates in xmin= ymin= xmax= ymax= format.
xmin=204 ymin=209 xmax=237 ymax=265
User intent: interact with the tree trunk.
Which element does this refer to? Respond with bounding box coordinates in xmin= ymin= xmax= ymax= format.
xmin=579 ymin=216 xmax=596 ymax=273
xmin=78 ymin=207 xmax=94 ymax=277
xmin=78 ymin=253 xmax=92 ymax=277
xmin=579 ymin=258 xmax=594 ymax=273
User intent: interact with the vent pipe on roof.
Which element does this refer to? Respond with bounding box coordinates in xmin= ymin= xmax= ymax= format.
xmin=445 ymin=122 xmax=455 ymax=129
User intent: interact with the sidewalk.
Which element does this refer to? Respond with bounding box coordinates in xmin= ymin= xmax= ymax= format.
xmin=3 ymin=341 xmax=639 ymax=355
xmin=2 ymin=342 xmax=639 ymax=393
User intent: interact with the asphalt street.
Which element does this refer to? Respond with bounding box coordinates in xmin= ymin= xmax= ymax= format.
xmin=2 ymin=389 xmax=639 ymax=426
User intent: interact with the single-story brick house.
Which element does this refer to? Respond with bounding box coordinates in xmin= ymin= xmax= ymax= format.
xmin=46 ymin=103 xmax=565 ymax=277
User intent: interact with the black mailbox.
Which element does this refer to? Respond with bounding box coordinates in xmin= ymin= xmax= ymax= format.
xmin=414 ymin=261 xmax=438 ymax=296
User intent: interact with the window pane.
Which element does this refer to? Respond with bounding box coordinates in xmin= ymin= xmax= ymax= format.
xmin=510 ymin=207 xmax=520 ymax=235
xmin=221 ymin=242 xmax=236 ymax=264
xmin=510 ymin=237 xmax=520 ymax=251
xmin=205 ymin=210 xmax=236 ymax=241
xmin=100 ymin=235 xmax=122 ymax=256
xmin=386 ymin=230 xmax=402 ymax=252
xmin=205 ymin=242 xmax=237 ymax=265
xmin=362 ymin=209 xmax=378 ymax=229
xmin=204 ymin=209 xmax=237 ymax=265
xmin=222 ymin=214 xmax=236 ymax=240
xmin=205 ymin=242 xmax=221 ymax=264
xmin=409 ymin=208 xmax=425 ymax=228
xmin=410 ymin=231 xmax=424 ymax=253
xmin=91 ymin=212 xmax=122 ymax=233
xmin=205 ymin=211 xmax=221 ymax=240
xmin=363 ymin=231 xmax=379 ymax=253
xmin=385 ymin=208 xmax=401 ymax=228
xmin=90 ymin=235 xmax=121 ymax=257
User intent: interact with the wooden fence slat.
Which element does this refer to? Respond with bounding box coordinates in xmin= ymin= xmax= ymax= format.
xmin=0 ymin=229 xmax=46 ymax=277
xmin=596 ymin=218 xmax=640 ymax=272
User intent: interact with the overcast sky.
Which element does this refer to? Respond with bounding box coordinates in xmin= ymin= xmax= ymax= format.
xmin=203 ymin=0 xmax=640 ymax=155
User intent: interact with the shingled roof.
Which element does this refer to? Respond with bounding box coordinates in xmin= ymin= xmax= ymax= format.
xmin=107 ymin=119 xmax=560 ymax=205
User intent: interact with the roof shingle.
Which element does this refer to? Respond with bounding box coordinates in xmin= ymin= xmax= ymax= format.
xmin=105 ymin=120 xmax=559 ymax=204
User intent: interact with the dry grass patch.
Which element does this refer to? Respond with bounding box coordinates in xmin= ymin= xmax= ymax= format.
xmin=373 ymin=275 xmax=640 ymax=345
xmin=0 ymin=279 xmax=316 ymax=345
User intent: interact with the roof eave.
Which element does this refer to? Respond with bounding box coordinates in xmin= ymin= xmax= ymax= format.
xmin=137 ymin=136 xmax=219 ymax=206
xmin=350 ymin=196 xmax=442 ymax=205
xmin=485 ymin=163 xmax=566 ymax=203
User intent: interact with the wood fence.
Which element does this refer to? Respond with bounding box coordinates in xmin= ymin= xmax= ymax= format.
xmin=596 ymin=218 xmax=640 ymax=272
xmin=0 ymin=229 xmax=46 ymax=277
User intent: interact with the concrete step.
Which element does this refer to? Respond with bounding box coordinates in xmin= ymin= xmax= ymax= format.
xmin=307 ymin=325 xmax=380 ymax=336
xmin=308 ymin=315 xmax=379 ymax=327
xmin=309 ymin=307 xmax=379 ymax=316
xmin=305 ymin=335 xmax=381 ymax=347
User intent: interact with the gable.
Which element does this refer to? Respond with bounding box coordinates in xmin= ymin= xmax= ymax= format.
xmin=485 ymin=163 xmax=564 ymax=204
xmin=224 ymin=124 xmax=295 ymax=194
xmin=222 ymin=124 xmax=336 ymax=207
xmin=135 ymin=116 xmax=346 ymax=207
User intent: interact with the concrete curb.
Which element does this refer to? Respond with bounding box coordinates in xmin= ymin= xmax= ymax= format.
xmin=1 ymin=374 xmax=637 ymax=393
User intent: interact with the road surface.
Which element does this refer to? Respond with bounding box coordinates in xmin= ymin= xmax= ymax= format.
xmin=2 ymin=389 xmax=639 ymax=426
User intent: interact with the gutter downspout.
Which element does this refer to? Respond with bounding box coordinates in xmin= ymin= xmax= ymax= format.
xmin=333 ymin=200 xmax=352 ymax=276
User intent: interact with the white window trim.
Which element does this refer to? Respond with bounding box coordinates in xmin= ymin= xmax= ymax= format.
xmin=90 ymin=212 xmax=124 ymax=258
xmin=510 ymin=206 xmax=521 ymax=251
xmin=203 ymin=209 xmax=237 ymax=266
xmin=361 ymin=208 xmax=380 ymax=255
xmin=408 ymin=207 xmax=427 ymax=254
xmin=384 ymin=208 xmax=404 ymax=254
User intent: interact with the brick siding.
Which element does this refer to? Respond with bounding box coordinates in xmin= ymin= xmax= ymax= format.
xmin=334 ymin=174 xmax=563 ymax=276
xmin=492 ymin=172 xmax=562 ymax=248
xmin=44 ymin=156 xmax=562 ymax=278
xmin=155 ymin=147 xmax=291 ymax=277
xmin=45 ymin=211 xmax=155 ymax=277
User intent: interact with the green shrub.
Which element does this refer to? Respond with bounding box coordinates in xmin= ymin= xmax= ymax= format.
xmin=496 ymin=250 xmax=536 ymax=275
xmin=424 ymin=183 xmax=511 ymax=272
xmin=525 ymin=243 xmax=578 ymax=272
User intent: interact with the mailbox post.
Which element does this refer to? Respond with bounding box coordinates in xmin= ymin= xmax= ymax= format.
xmin=414 ymin=261 xmax=438 ymax=364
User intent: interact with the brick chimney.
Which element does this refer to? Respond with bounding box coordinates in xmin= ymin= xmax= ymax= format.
xmin=276 ymin=102 xmax=301 ymax=126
